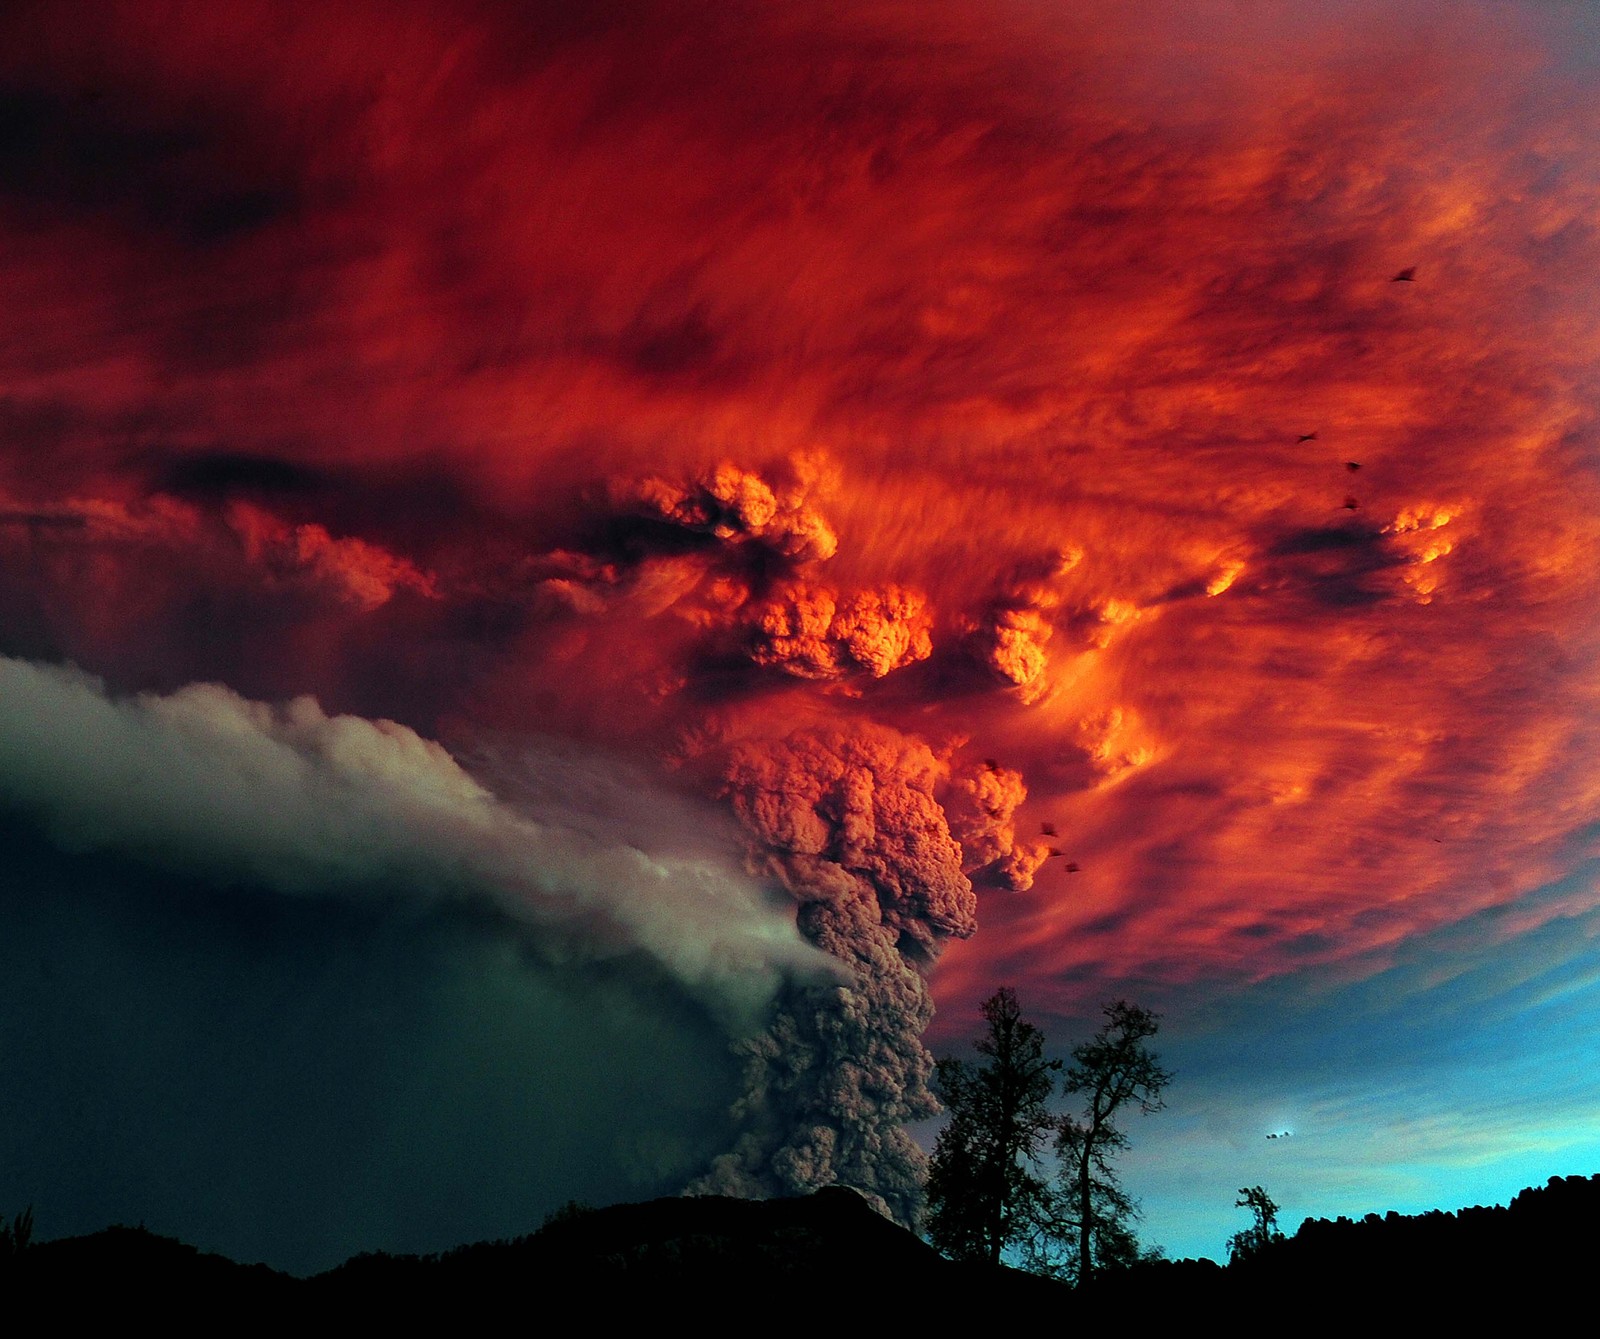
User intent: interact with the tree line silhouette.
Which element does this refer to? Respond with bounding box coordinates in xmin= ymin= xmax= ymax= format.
xmin=12 ymin=1167 xmax=1600 ymax=1322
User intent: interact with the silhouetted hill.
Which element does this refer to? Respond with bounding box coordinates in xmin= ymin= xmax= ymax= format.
xmin=10 ymin=1174 xmax=1599 ymax=1320
xmin=5 ymin=1187 xmax=1064 ymax=1321
xmin=311 ymin=1186 xmax=1067 ymax=1317
xmin=10 ymin=1223 xmax=297 ymax=1314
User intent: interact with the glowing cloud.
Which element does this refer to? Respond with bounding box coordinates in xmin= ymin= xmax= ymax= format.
xmin=0 ymin=0 xmax=1597 ymax=1246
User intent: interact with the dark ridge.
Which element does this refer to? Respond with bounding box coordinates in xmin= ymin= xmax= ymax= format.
xmin=6 ymin=1188 xmax=1062 ymax=1321
xmin=9 ymin=1223 xmax=296 ymax=1313
xmin=10 ymin=1174 xmax=1600 ymax=1321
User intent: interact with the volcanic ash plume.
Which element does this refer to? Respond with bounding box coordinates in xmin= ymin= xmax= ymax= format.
xmin=748 ymin=581 xmax=933 ymax=680
xmin=945 ymin=760 xmax=1050 ymax=892
xmin=689 ymin=723 xmax=987 ymax=1223
xmin=967 ymin=552 xmax=1081 ymax=700
xmin=0 ymin=655 xmax=832 ymax=1027
xmin=623 ymin=460 xmax=838 ymax=564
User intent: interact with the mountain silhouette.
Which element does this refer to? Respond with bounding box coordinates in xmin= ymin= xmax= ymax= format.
xmin=8 ymin=1173 xmax=1598 ymax=1322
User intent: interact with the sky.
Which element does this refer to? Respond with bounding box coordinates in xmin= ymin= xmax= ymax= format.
xmin=1 ymin=0 xmax=1597 ymax=1272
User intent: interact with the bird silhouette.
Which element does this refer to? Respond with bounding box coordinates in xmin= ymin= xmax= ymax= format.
xmin=1297 ymin=432 xmax=1318 ymax=443
xmin=1342 ymin=496 xmax=1359 ymax=510
xmin=1345 ymin=461 xmax=1361 ymax=472
xmin=1392 ymin=267 xmax=1417 ymax=282
xmin=983 ymin=758 xmax=1000 ymax=772
xmin=1041 ymin=822 xmax=1057 ymax=837
xmin=1064 ymin=861 xmax=1081 ymax=873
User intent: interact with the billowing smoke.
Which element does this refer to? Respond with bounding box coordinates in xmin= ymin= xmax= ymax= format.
xmin=480 ymin=454 xmax=1064 ymax=1218
xmin=687 ymin=723 xmax=992 ymax=1221
xmin=2 ymin=0 xmax=1599 ymax=1266
xmin=0 ymin=651 xmax=1041 ymax=1228
xmin=945 ymin=760 xmax=1050 ymax=893
xmin=0 ymin=639 xmax=1046 ymax=1231
xmin=963 ymin=551 xmax=1086 ymax=701
xmin=224 ymin=501 xmax=440 ymax=611
xmin=0 ymin=655 xmax=836 ymax=1029
xmin=748 ymin=581 xmax=933 ymax=680
xmin=621 ymin=460 xmax=839 ymax=564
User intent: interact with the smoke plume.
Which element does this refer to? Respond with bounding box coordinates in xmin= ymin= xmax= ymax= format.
xmin=685 ymin=723 xmax=989 ymax=1220
xmin=1 ymin=0 xmax=1599 ymax=1260
xmin=0 ymin=655 xmax=834 ymax=1027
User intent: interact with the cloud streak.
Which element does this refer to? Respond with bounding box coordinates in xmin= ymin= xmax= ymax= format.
xmin=0 ymin=0 xmax=1597 ymax=1253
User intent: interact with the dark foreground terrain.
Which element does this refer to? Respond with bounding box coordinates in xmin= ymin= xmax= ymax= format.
xmin=7 ymin=1173 xmax=1595 ymax=1322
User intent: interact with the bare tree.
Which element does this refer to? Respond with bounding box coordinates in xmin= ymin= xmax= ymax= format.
xmin=1227 ymin=1185 xmax=1282 ymax=1263
xmin=0 ymin=1206 xmax=33 ymax=1259
xmin=1048 ymin=1000 xmax=1171 ymax=1283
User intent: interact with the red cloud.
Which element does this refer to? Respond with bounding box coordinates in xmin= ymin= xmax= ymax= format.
xmin=1 ymin=0 xmax=1597 ymax=1039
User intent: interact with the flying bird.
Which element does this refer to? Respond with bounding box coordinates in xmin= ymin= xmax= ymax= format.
xmin=1345 ymin=462 xmax=1361 ymax=472
xmin=1064 ymin=861 xmax=1081 ymax=873
xmin=1297 ymin=432 xmax=1318 ymax=443
xmin=1392 ymin=267 xmax=1417 ymax=282
xmin=1041 ymin=822 xmax=1057 ymax=837
xmin=1342 ymin=497 xmax=1359 ymax=510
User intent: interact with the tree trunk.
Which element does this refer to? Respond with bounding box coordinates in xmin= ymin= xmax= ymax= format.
xmin=1077 ymin=1142 xmax=1093 ymax=1283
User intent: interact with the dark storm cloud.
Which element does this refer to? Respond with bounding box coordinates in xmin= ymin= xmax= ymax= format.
xmin=0 ymin=820 xmax=744 ymax=1274
xmin=0 ymin=83 xmax=297 ymax=244
xmin=151 ymin=452 xmax=331 ymax=501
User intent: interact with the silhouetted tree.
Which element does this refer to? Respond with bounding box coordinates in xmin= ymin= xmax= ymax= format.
xmin=538 ymin=1200 xmax=594 ymax=1231
xmin=1227 ymin=1185 xmax=1282 ymax=1263
xmin=0 ymin=1206 xmax=33 ymax=1258
xmin=1048 ymin=1000 xmax=1171 ymax=1284
xmin=926 ymin=987 xmax=1060 ymax=1266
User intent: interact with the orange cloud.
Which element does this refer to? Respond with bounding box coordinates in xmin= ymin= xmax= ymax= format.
xmin=0 ymin=0 xmax=1597 ymax=1042
xmin=749 ymin=581 xmax=932 ymax=680
xmin=620 ymin=461 xmax=838 ymax=564
xmin=226 ymin=502 xmax=439 ymax=611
